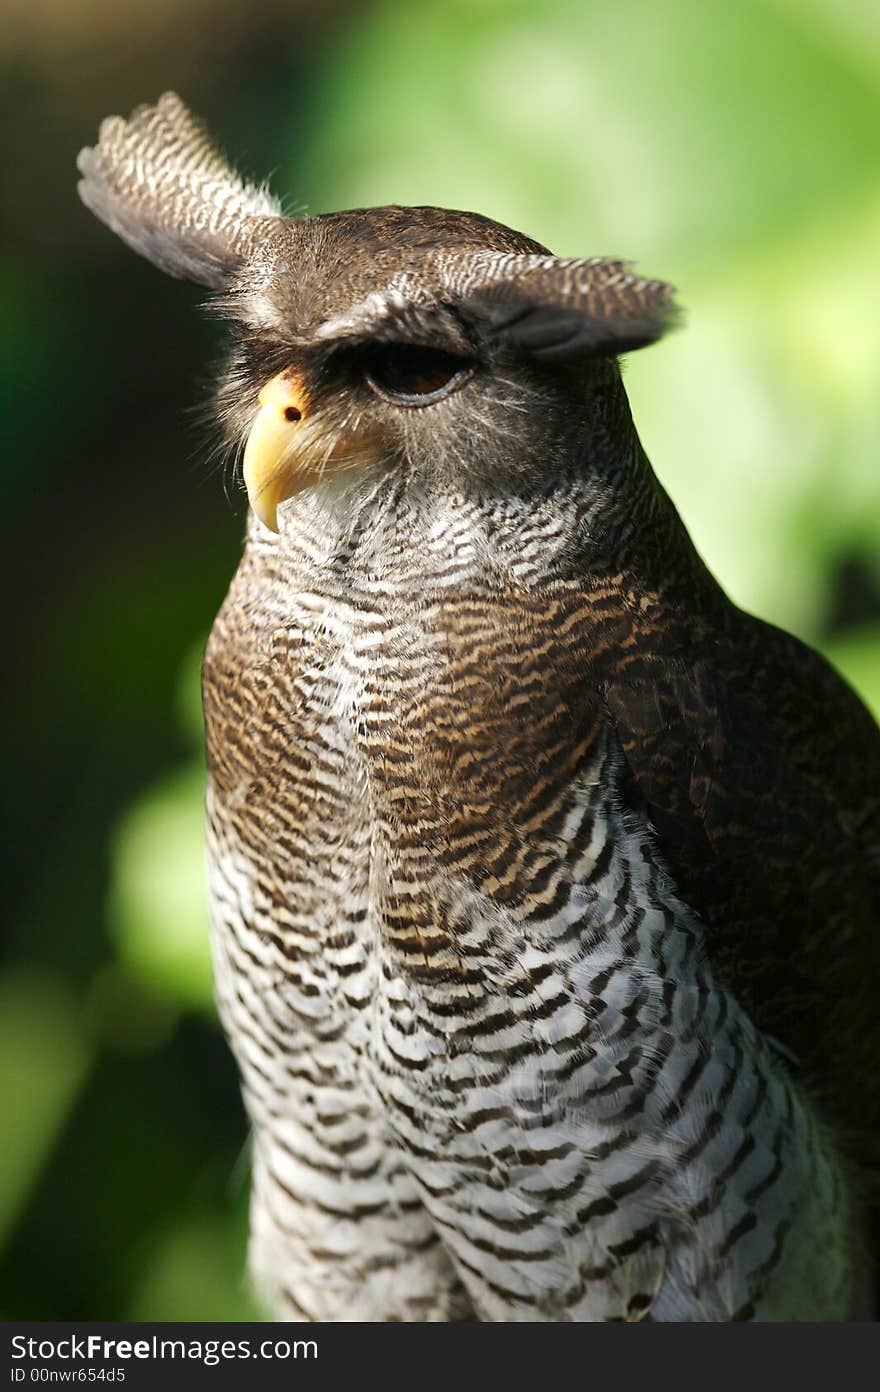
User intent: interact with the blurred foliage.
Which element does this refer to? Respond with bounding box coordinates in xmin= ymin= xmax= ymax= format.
xmin=0 ymin=974 xmax=93 ymax=1250
xmin=1 ymin=0 xmax=878 ymax=1320
xmin=111 ymin=766 xmax=213 ymax=1011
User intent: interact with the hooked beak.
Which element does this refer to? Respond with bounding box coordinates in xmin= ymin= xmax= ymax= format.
xmin=242 ymin=368 xmax=312 ymax=532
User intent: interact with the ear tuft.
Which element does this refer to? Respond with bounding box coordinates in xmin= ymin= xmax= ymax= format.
xmin=461 ymin=256 xmax=680 ymax=363
xmin=77 ymin=92 xmax=282 ymax=289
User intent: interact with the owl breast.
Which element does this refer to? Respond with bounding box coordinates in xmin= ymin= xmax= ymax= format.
xmin=202 ymin=519 xmax=859 ymax=1323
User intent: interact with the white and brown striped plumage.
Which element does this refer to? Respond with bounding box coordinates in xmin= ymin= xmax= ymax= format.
xmin=79 ymin=96 xmax=880 ymax=1321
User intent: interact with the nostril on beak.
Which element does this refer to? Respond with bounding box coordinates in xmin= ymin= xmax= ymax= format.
xmin=284 ymin=406 xmax=302 ymax=423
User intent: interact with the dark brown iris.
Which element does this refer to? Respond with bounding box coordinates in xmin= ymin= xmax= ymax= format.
xmin=363 ymin=344 xmax=473 ymax=405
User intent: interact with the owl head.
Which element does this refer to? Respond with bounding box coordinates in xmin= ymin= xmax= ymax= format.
xmin=78 ymin=93 xmax=677 ymax=532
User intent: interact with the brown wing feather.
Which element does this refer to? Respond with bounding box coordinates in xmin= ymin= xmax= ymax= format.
xmin=599 ymin=604 xmax=880 ymax=1168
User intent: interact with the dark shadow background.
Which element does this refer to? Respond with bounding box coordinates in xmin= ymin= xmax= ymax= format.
xmin=2 ymin=0 xmax=879 ymax=1319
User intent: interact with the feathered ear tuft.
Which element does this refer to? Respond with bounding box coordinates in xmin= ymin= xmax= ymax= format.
xmin=460 ymin=255 xmax=680 ymax=363
xmin=77 ymin=92 xmax=282 ymax=289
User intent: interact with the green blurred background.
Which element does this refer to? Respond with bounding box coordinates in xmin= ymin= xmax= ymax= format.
xmin=2 ymin=0 xmax=879 ymax=1319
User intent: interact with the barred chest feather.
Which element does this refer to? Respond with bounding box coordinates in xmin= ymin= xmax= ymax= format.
xmin=202 ymin=485 xmax=860 ymax=1322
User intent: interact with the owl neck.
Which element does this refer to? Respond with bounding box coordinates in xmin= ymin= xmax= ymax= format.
xmin=244 ymin=436 xmax=722 ymax=624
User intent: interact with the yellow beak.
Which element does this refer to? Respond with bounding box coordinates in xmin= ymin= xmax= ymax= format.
xmin=242 ymin=369 xmax=311 ymax=532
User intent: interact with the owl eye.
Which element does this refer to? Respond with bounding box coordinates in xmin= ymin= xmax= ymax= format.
xmin=363 ymin=344 xmax=473 ymax=405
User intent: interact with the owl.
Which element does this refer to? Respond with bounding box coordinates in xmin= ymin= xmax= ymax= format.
xmin=78 ymin=94 xmax=880 ymax=1322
